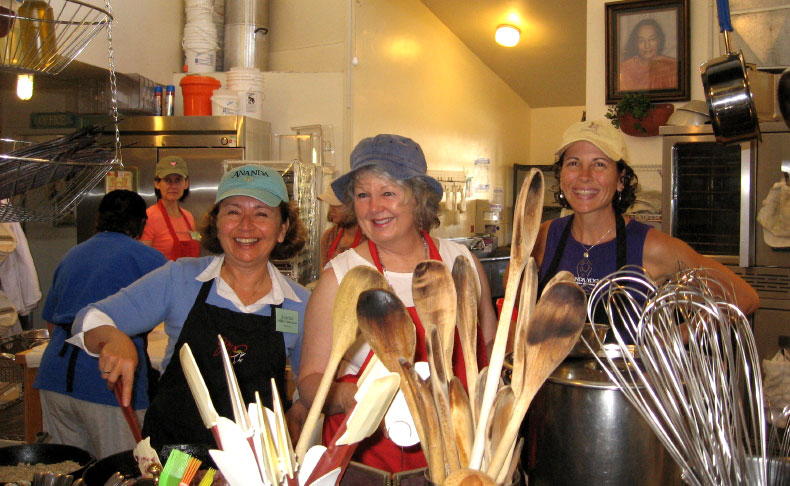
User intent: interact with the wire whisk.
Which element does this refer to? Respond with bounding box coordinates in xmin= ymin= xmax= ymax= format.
xmin=583 ymin=266 xmax=770 ymax=486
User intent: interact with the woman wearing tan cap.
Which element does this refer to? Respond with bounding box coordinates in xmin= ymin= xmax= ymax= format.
xmin=318 ymin=184 xmax=364 ymax=269
xmin=530 ymin=120 xmax=758 ymax=324
xmin=141 ymin=156 xmax=200 ymax=260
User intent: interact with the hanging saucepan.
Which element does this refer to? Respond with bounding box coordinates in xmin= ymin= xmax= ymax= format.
xmin=779 ymin=68 xmax=790 ymax=129
xmin=700 ymin=0 xmax=760 ymax=144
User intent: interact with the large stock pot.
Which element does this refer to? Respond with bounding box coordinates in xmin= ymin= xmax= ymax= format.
xmin=523 ymin=358 xmax=683 ymax=486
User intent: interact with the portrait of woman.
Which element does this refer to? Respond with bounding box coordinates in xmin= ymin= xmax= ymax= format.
xmin=618 ymin=17 xmax=678 ymax=91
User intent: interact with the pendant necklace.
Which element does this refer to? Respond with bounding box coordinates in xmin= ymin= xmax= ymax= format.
xmin=575 ymin=226 xmax=613 ymax=282
xmin=378 ymin=233 xmax=429 ymax=289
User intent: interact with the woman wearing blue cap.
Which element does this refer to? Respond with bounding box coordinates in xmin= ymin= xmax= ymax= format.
xmin=297 ymin=134 xmax=497 ymax=473
xmin=67 ymin=164 xmax=309 ymax=448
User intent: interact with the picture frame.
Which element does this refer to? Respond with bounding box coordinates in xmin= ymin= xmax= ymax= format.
xmin=605 ymin=0 xmax=690 ymax=104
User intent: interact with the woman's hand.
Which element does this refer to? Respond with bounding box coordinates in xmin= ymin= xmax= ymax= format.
xmin=286 ymin=398 xmax=308 ymax=444
xmin=86 ymin=325 xmax=138 ymax=406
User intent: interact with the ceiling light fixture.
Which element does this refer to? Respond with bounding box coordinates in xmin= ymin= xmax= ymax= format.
xmin=17 ymin=74 xmax=34 ymax=101
xmin=495 ymin=24 xmax=520 ymax=47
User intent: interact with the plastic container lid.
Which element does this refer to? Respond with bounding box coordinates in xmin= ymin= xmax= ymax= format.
xmin=154 ymin=86 xmax=163 ymax=93
xmin=166 ymin=85 xmax=176 ymax=92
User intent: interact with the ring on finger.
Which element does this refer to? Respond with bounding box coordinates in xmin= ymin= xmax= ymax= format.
xmin=102 ymin=370 xmax=111 ymax=374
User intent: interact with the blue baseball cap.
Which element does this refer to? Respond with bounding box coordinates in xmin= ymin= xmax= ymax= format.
xmin=331 ymin=134 xmax=443 ymax=203
xmin=215 ymin=164 xmax=289 ymax=207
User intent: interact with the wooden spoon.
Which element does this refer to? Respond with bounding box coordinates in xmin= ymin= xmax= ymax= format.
xmin=484 ymin=385 xmax=515 ymax=467
xmin=426 ymin=325 xmax=461 ymax=473
xmin=509 ymin=258 xmax=538 ymax=397
xmin=485 ymin=280 xmax=586 ymax=478
xmin=443 ymin=468 xmax=496 ymax=486
xmin=413 ymin=259 xmax=457 ymax=374
xmin=470 ymin=168 xmax=543 ymax=469
xmin=400 ymin=358 xmax=446 ymax=484
xmin=295 ymin=265 xmax=388 ymax=460
xmin=451 ymin=255 xmax=480 ymax=421
xmin=356 ymin=289 xmax=428 ymax=459
xmin=449 ymin=376 xmax=474 ymax=468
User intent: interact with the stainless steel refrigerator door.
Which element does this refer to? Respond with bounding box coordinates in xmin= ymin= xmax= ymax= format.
xmin=76 ymin=147 xmax=157 ymax=243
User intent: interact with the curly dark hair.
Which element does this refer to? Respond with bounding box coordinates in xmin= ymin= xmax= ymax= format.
xmin=154 ymin=177 xmax=190 ymax=202
xmin=340 ymin=165 xmax=441 ymax=233
xmin=199 ymin=200 xmax=306 ymax=260
xmin=551 ymin=155 xmax=638 ymax=214
xmin=95 ymin=190 xmax=148 ymax=238
xmin=623 ymin=18 xmax=666 ymax=59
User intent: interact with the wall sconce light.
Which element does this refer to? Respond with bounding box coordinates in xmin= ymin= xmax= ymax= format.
xmin=17 ymin=74 xmax=34 ymax=100
xmin=495 ymin=24 xmax=520 ymax=47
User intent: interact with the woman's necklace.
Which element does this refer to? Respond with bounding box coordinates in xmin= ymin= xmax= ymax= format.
xmin=378 ymin=234 xmax=429 ymax=289
xmin=575 ymin=226 xmax=613 ymax=281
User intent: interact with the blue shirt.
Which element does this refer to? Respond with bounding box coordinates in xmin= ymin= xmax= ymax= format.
xmin=34 ymin=232 xmax=167 ymax=408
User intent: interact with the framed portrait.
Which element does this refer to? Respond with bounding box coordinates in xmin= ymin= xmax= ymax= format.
xmin=605 ymin=0 xmax=690 ymax=104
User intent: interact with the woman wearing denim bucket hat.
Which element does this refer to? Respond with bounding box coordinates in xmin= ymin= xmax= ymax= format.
xmin=524 ymin=120 xmax=759 ymax=328
xmin=66 ymin=164 xmax=309 ymax=449
xmin=297 ymin=134 xmax=497 ymax=473
xmin=141 ymin=155 xmax=200 ymax=260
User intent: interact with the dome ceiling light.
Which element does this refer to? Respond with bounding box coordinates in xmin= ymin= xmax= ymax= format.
xmin=495 ymin=24 xmax=520 ymax=47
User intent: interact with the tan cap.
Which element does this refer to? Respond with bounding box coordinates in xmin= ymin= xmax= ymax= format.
xmin=318 ymin=186 xmax=343 ymax=206
xmin=156 ymin=156 xmax=189 ymax=178
xmin=554 ymin=120 xmax=628 ymax=162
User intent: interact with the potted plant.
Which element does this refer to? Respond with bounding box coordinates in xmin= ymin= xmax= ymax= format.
xmin=605 ymin=93 xmax=674 ymax=137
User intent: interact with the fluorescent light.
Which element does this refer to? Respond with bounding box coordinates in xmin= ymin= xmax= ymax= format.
xmin=17 ymin=74 xmax=33 ymax=100
xmin=496 ymin=24 xmax=520 ymax=47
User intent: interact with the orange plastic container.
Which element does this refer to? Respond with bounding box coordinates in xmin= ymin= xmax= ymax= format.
xmin=179 ymin=75 xmax=221 ymax=116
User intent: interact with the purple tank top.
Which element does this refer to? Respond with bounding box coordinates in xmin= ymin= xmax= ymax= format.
xmin=538 ymin=215 xmax=652 ymax=295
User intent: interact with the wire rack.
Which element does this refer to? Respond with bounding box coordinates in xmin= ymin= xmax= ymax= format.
xmin=0 ymin=0 xmax=112 ymax=75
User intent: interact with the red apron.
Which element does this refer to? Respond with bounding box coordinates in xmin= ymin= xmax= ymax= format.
xmin=322 ymin=232 xmax=488 ymax=473
xmin=327 ymin=226 xmax=363 ymax=261
xmin=158 ymin=200 xmax=200 ymax=260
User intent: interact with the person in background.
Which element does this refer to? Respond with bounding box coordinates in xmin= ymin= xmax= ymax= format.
xmin=69 ymin=165 xmax=309 ymax=449
xmin=141 ymin=156 xmax=201 ymax=260
xmin=34 ymin=190 xmax=167 ymax=459
xmin=618 ymin=18 xmax=678 ymax=91
xmin=529 ymin=120 xmax=759 ymax=324
xmin=318 ymin=184 xmax=364 ymax=270
xmin=297 ymin=134 xmax=497 ymax=473
xmin=0 ymin=222 xmax=41 ymax=332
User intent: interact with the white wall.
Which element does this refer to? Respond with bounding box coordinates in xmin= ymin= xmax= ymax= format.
xmin=268 ymin=0 xmax=346 ymax=72
xmin=529 ymin=106 xmax=587 ymax=164
xmin=585 ymin=0 xmax=715 ymax=179
xmin=75 ymin=1 xmax=183 ymax=85
xmin=350 ymin=0 xmax=532 ymax=240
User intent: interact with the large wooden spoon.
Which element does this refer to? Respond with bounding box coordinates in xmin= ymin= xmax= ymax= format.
xmin=426 ymin=325 xmax=461 ymax=473
xmin=413 ymin=259 xmax=457 ymax=374
xmin=451 ymin=254 xmax=480 ymax=421
xmin=485 ymin=280 xmax=586 ymax=478
xmin=509 ymin=258 xmax=538 ymax=397
xmin=295 ymin=266 xmax=388 ymax=460
xmin=470 ymin=168 xmax=543 ymax=469
xmin=356 ymin=289 xmax=428 ymax=459
xmin=443 ymin=468 xmax=496 ymax=486
xmin=484 ymin=385 xmax=515 ymax=467
xmin=449 ymin=376 xmax=474 ymax=468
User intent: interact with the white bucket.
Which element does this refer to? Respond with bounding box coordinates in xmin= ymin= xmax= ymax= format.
xmin=185 ymin=0 xmax=214 ymax=9
xmin=185 ymin=47 xmax=217 ymax=73
xmin=226 ymin=67 xmax=264 ymax=92
xmin=212 ymin=89 xmax=239 ymax=115
xmin=186 ymin=7 xmax=214 ymax=24
xmin=237 ymin=89 xmax=264 ymax=119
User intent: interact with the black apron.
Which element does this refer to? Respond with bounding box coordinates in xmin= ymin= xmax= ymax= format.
xmin=537 ymin=213 xmax=627 ymax=326
xmin=141 ymin=279 xmax=287 ymax=449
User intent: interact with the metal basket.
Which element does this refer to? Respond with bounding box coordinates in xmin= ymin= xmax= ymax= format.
xmin=0 ymin=0 xmax=113 ymax=75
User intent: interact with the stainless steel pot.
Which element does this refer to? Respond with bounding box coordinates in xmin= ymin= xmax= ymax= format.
xmin=700 ymin=0 xmax=760 ymax=144
xmin=523 ymin=359 xmax=682 ymax=486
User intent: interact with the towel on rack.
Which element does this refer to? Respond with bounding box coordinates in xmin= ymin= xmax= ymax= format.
xmin=757 ymin=179 xmax=790 ymax=248
xmin=0 ymin=222 xmax=42 ymax=317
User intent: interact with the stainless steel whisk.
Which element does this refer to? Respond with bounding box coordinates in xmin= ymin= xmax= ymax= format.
xmin=584 ymin=266 xmax=768 ymax=486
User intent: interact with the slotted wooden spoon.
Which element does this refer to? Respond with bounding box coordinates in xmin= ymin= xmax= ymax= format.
xmin=295 ymin=265 xmax=388 ymax=460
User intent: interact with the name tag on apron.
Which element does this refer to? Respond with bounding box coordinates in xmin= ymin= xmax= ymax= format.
xmin=275 ymin=308 xmax=299 ymax=333
xmin=189 ymin=231 xmax=202 ymax=241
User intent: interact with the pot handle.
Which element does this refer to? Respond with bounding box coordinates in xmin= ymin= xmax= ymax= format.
xmin=716 ymin=0 xmax=733 ymax=33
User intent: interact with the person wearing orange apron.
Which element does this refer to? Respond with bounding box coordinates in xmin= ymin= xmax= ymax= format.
xmin=298 ymin=134 xmax=497 ymax=474
xmin=318 ymin=185 xmax=364 ymax=269
xmin=141 ymin=156 xmax=201 ymax=260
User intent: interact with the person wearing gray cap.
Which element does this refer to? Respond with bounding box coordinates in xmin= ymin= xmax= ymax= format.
xmin=67 ymin=164 xmax=309 ymax=449
xmin=141 ymin=156 xmax=200 ymax=260
xmin=297 ymin=134 xmax=497 ymax=473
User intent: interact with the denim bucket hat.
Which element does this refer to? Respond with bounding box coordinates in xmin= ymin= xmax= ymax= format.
xmin=331 ymin=134 xmax=443 ymax=202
